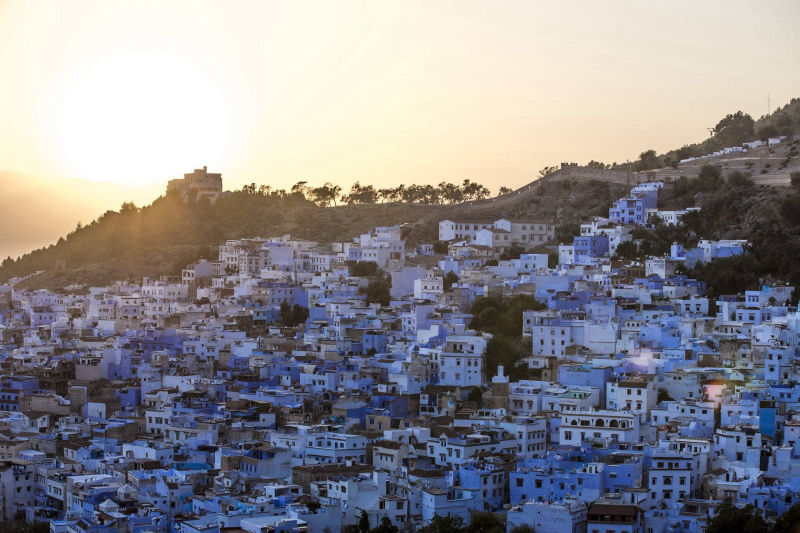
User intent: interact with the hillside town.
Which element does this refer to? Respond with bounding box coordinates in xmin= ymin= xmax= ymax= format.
xmin=1 ymin=175 xmax=799 ymax=533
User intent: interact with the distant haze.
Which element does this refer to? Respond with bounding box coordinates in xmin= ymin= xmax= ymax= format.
xmin=0 ymin=172 xmax=159 ymax=259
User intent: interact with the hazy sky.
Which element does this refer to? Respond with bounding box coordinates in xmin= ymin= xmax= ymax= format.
xmin=1 ymin=0 xmax=798 ymax=192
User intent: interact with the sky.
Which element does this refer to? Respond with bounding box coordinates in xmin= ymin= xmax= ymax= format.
xmin=0 ymin=0 xmax=799 ymax=193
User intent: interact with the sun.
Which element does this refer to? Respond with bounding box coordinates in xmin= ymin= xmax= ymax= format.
xmin=51 ymin=47 xmax=231 ymax=186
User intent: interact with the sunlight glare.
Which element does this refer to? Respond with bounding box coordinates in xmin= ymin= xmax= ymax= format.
xmin=52 ymin=48 xmax=231 ymax=185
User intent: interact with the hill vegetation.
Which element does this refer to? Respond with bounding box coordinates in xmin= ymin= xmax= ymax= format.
xmin=579 ymin=98 xmax=800 ymax=172
xmin=2 ymin=99 xmax=800 ymax=293
xmin=0 ymin=174 xmax=626 ymax=289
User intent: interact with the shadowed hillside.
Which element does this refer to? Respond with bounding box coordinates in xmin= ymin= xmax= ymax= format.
xmin=3 ymin=100 xmax=800 ymax=291
xmin=0 ymin=176 xmax=629 ymax=289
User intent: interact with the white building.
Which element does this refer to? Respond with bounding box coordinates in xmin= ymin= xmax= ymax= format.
xmin=413 ymin=271 xmax=444 ymax=301
xmin=437 ymin=334 xmax=486 ymax=387
xmin=507 ymin=499 xmax=587 ymax=533
xmin=559 ymin=411 xmax=640 ymax=446
xmin=438 ymin=220 xmax=493 ymax=242
xmin=647 ymin=452 xmax=695 ymax=507
xmin=605 ymin=378 xmax=658 ymax=420
xmin=305 ymin=432 xmax=368 ymax=464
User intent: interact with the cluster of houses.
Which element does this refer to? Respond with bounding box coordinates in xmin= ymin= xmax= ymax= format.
xmin=678 ymin=136 xmax=788 ymax=164
xmin=0 ymin=178 xmax=798 ymax=533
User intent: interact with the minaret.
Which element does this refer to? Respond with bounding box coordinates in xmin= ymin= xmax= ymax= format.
xmin=490 ymin=365 xmax=510 ymax=410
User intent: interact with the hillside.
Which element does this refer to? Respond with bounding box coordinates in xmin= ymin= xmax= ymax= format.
xmin=0 ymin=177 xmax=630 ymax=290
xmin=4 ymin=152 xmax=800 ymax=295
xmin=3 ymin=100 xmax=800 ymax=292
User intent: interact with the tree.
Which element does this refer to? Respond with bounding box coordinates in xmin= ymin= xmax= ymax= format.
xmin=378 ymin=187 xmax=397 ymax=203
xmin=439 ymin=182 xmax=464 ymax=204
xmin=469 ymin=294 xmax=546 ymax=377
xmin=464 ymin=512 xmax=505 ymax=533
xmin=280 ymin=301 xmax=309 ymax=327
xmin=758 ymin=125 xmax=779 ymax=142
xmin=772 ymin=502 xmax=800 ymax=533
xmin=706 ymin=502 xmax=768 ymax=533
xmin=120 ymin=201 xmax=139 ymax=214
xmin=433 ymin=241 xmax=450 ymax=254
xmin=362 ymin=279 xmax=391 ymax=306
xmin=555 ymin=221 xmax=580 ymax=244
xmin=538 ymin=165 xmax=559 ymax=178
xmin=713 ymin=111 xmax=755 ymax=147
xmin=498 ymin=186 xmax=513 ymax=195
xmin=443 ymin=271 xmax=459 ymax=291
xmin=689 ymin=255 xmax=761 ymax=298
xmin=310 ymin=182 xmax=342 ymax=206
xmin=418 ymin=514 xmax=464 ymax=533
xmin=392 ymin=184 xmax=406 ymax=203
xmin=459 ymin=179 xmax=489 ymax=201
xmin=779 ymin=194 xmax=800 ymax=226
xmin=369 ymin=516 xmax=399 ymax=533
xmin=348 ymin=261 xmax=380 ymax=277
xmin=280 ymin=301 xmax=292 ymax=325
xmin=657 ymin=388 xmax=673 ymax=403
xmin=635 ymin=149 xmax=661 ymax=171
xmin=291 ymin=304 xmax=309 ymax=326
xmin=697 ymin=164 xmax=723 ymax=191
xmin=614 ymin=240 xmax=639 ymax=260
xmin=358 ymin=509 xmax=370 ymax=533
xmin=774 ymin=112 xmax=795 ymax=136
xmin=1 ymin=521 xmax=51 ymax=533
xmin=790 ymin=172 xmax=800 ymax=188
xmin=726 ymin=170 xmax=752 ymax=189
xmin=291 ymin=181 xmax=308 ymax=200
xmin=343 ymin=181 xmax=378 ymax=204
xmin=500 ymin=243 xmax=526 ymax=260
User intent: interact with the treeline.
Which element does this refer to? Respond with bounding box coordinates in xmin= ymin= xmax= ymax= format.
xmin=0 ymin=171 xmax=529 ymax=284
xmin=0 ymin=187 xmax=408 ymax=283
xmin=562 ymin=98 xmax=800 ymax=172
xmin=238 ymin=178 xmax=499 ymax=206
xmin=707 ymin=501 xmax=800 ymax=533
xmin=346 ymin=509 xmax=516 ymax=533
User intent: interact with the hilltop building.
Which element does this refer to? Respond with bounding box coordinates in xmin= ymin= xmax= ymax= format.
xmin=166 ymin=166 xmax=223 ymax=203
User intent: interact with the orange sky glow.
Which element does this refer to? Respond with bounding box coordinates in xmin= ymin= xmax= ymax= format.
xmin=1 ymin=0 xmax=798 ymax=192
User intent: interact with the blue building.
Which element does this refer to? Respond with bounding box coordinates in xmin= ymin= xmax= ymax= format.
xmin=573 ymin=235 xmax=609 ymax=261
